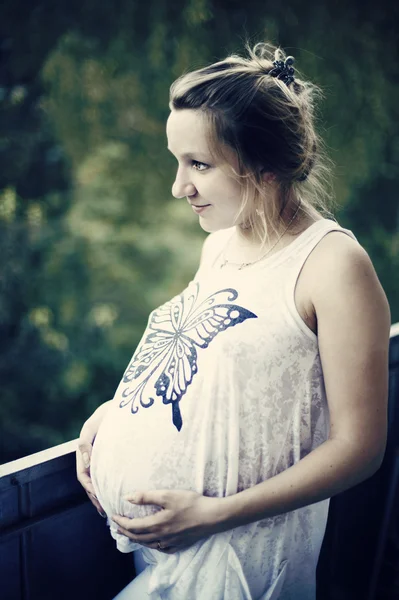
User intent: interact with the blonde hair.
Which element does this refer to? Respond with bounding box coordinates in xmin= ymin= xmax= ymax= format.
xmin=169 ymin=41 xmax=337 ymax=248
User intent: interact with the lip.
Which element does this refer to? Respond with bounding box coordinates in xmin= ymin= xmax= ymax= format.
xmin=192 ymin=204 xmax=211 ymax=214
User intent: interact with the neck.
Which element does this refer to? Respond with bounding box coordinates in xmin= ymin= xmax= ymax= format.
xmin=236 ymin=198 xmax=303 ymax=249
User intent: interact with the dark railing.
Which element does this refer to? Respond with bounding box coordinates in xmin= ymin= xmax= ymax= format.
xmin=1 ymin=324 xmax=399 ymax=600
xmin=0 ymin=439 xmax=133 ymax=600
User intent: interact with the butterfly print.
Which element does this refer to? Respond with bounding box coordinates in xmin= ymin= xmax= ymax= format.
xmin=119 ymin=281 xmax=257 ymax=431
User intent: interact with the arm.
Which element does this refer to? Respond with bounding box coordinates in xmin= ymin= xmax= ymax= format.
xmin=213 ymin=233 xmax=391 ymax=529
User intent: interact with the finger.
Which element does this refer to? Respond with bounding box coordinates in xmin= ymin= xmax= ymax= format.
xmin=76 ymin=448 xmax=91 ymax=478
xmin=146 ymin=542 xmax=182 ymax=554
xmin=115 ymin=526 xmax=180 ymax=553
xmin=149 ymin=543 xmax=177 ymax=553
xmin=76 ymin=452 xmax=105 ymax=514
xmin=159 ymin=547 xmax=177 ymax=554
xmin=76 ymin=452 xmax=97 ymax=495
xmin=85 ymin=490 xmax=106 ymax=516
xmin=115 ymin=525 xmax=157 ymax=543
xmin=125 ymin=490 xmax=168 ymax=508
xmin=78 ymin=442 xmax=93 ymax=469
xmin=159 ymin=543 xmax=191 ymax=554
xmin=76 ymin=467 xmax=98 ymax=497
xmin=82 ymin=482 xmax=105 ymax=513
xmin=86 ymin=491 xmax=107 ymax=516
xmin=159 ymin=544 xmax=192 ymax=554
xmin=112 ymin=512 xmax=165 ymax=535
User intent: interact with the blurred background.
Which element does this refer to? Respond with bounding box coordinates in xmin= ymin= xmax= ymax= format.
xmin=0 ymin=0 xmax=398 ymax=464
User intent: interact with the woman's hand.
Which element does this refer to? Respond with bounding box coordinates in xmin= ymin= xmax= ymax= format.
xmin=76 ymin=399 xmax=113 ymax=517
xmin=111 ymin=489 xmax=227 ymax=554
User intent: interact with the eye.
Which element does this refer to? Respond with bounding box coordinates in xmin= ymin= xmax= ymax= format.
xmin=191 ymin=160 xmax=209 ymax=172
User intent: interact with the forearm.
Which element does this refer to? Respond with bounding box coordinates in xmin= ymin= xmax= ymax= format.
xmin=213 ymin=438 xmax=383 ymax=530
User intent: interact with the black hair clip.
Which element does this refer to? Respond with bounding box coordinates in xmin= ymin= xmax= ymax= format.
xmin=269 ymin=56 xmax=295 ymax=86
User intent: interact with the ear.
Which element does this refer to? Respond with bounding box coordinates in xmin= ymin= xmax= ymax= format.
xmin=262 ymin=172 xmax=276 ymax=185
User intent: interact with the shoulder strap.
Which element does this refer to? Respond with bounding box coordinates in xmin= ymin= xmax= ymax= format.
xmin=282 ymin=219 xmax=359 ymax=338
xmin=286 ymin=219 xmax=358 ymax=263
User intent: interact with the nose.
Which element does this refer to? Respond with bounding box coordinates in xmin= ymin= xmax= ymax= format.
xmin=171 ymin=165 xmax=196 ymax=199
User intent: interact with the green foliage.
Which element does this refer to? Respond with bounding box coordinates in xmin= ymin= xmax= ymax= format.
xmin=0 ymin=0 xmax=398 ymax=462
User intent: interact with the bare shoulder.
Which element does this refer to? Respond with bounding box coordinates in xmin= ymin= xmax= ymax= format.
xmin=296 ymin=229 xmax=391 ymax=336
xmin=307 ymin=229 xmax=391 ymax=337
xmin=308 ymin=230 xmax=384 ymax=300
xmin=306 ymin=229 xmax=366 ymax=284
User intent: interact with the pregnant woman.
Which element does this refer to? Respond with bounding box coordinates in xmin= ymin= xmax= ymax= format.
xmin=76 ymin=41 xmax=391 ymax=599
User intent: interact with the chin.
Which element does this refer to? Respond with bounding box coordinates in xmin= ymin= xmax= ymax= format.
xmin=198 ymin=219 xmax=235 ymax=234
xmin=199 ymin=222 xmax=214 ymax=233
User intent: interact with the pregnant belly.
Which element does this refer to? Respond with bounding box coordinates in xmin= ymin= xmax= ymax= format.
xmin=89 ymin=404 xmax=195 ymax=520
xmin=89 ymin=398 xmax=234 ymax=527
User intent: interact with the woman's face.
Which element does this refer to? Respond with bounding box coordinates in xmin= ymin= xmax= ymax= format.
xmin=166 ymin=108 xmax=243 ymax=233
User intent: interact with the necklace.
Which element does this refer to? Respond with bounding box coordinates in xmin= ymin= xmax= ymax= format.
xmin=219 ymin=201 xmax=302 ymax=270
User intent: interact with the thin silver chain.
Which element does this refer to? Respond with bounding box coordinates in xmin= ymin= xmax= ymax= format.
xmin=219 ymin=201 xmax=302 ymax=270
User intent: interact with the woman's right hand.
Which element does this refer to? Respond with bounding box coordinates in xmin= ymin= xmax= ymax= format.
xmin=76 ymin=399 xmax=113 ymax=517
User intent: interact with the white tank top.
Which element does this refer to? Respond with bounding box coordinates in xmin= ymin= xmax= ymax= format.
xmin=90 ymin=217 xmax=358 ymax=600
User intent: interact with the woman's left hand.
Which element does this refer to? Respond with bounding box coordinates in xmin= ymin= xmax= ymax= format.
xmin=112 ymin=489 xmax=226 ymax=554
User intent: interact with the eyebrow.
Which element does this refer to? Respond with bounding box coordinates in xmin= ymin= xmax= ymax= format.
xmin=167 ymin=147 xmax=210 ymax=161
